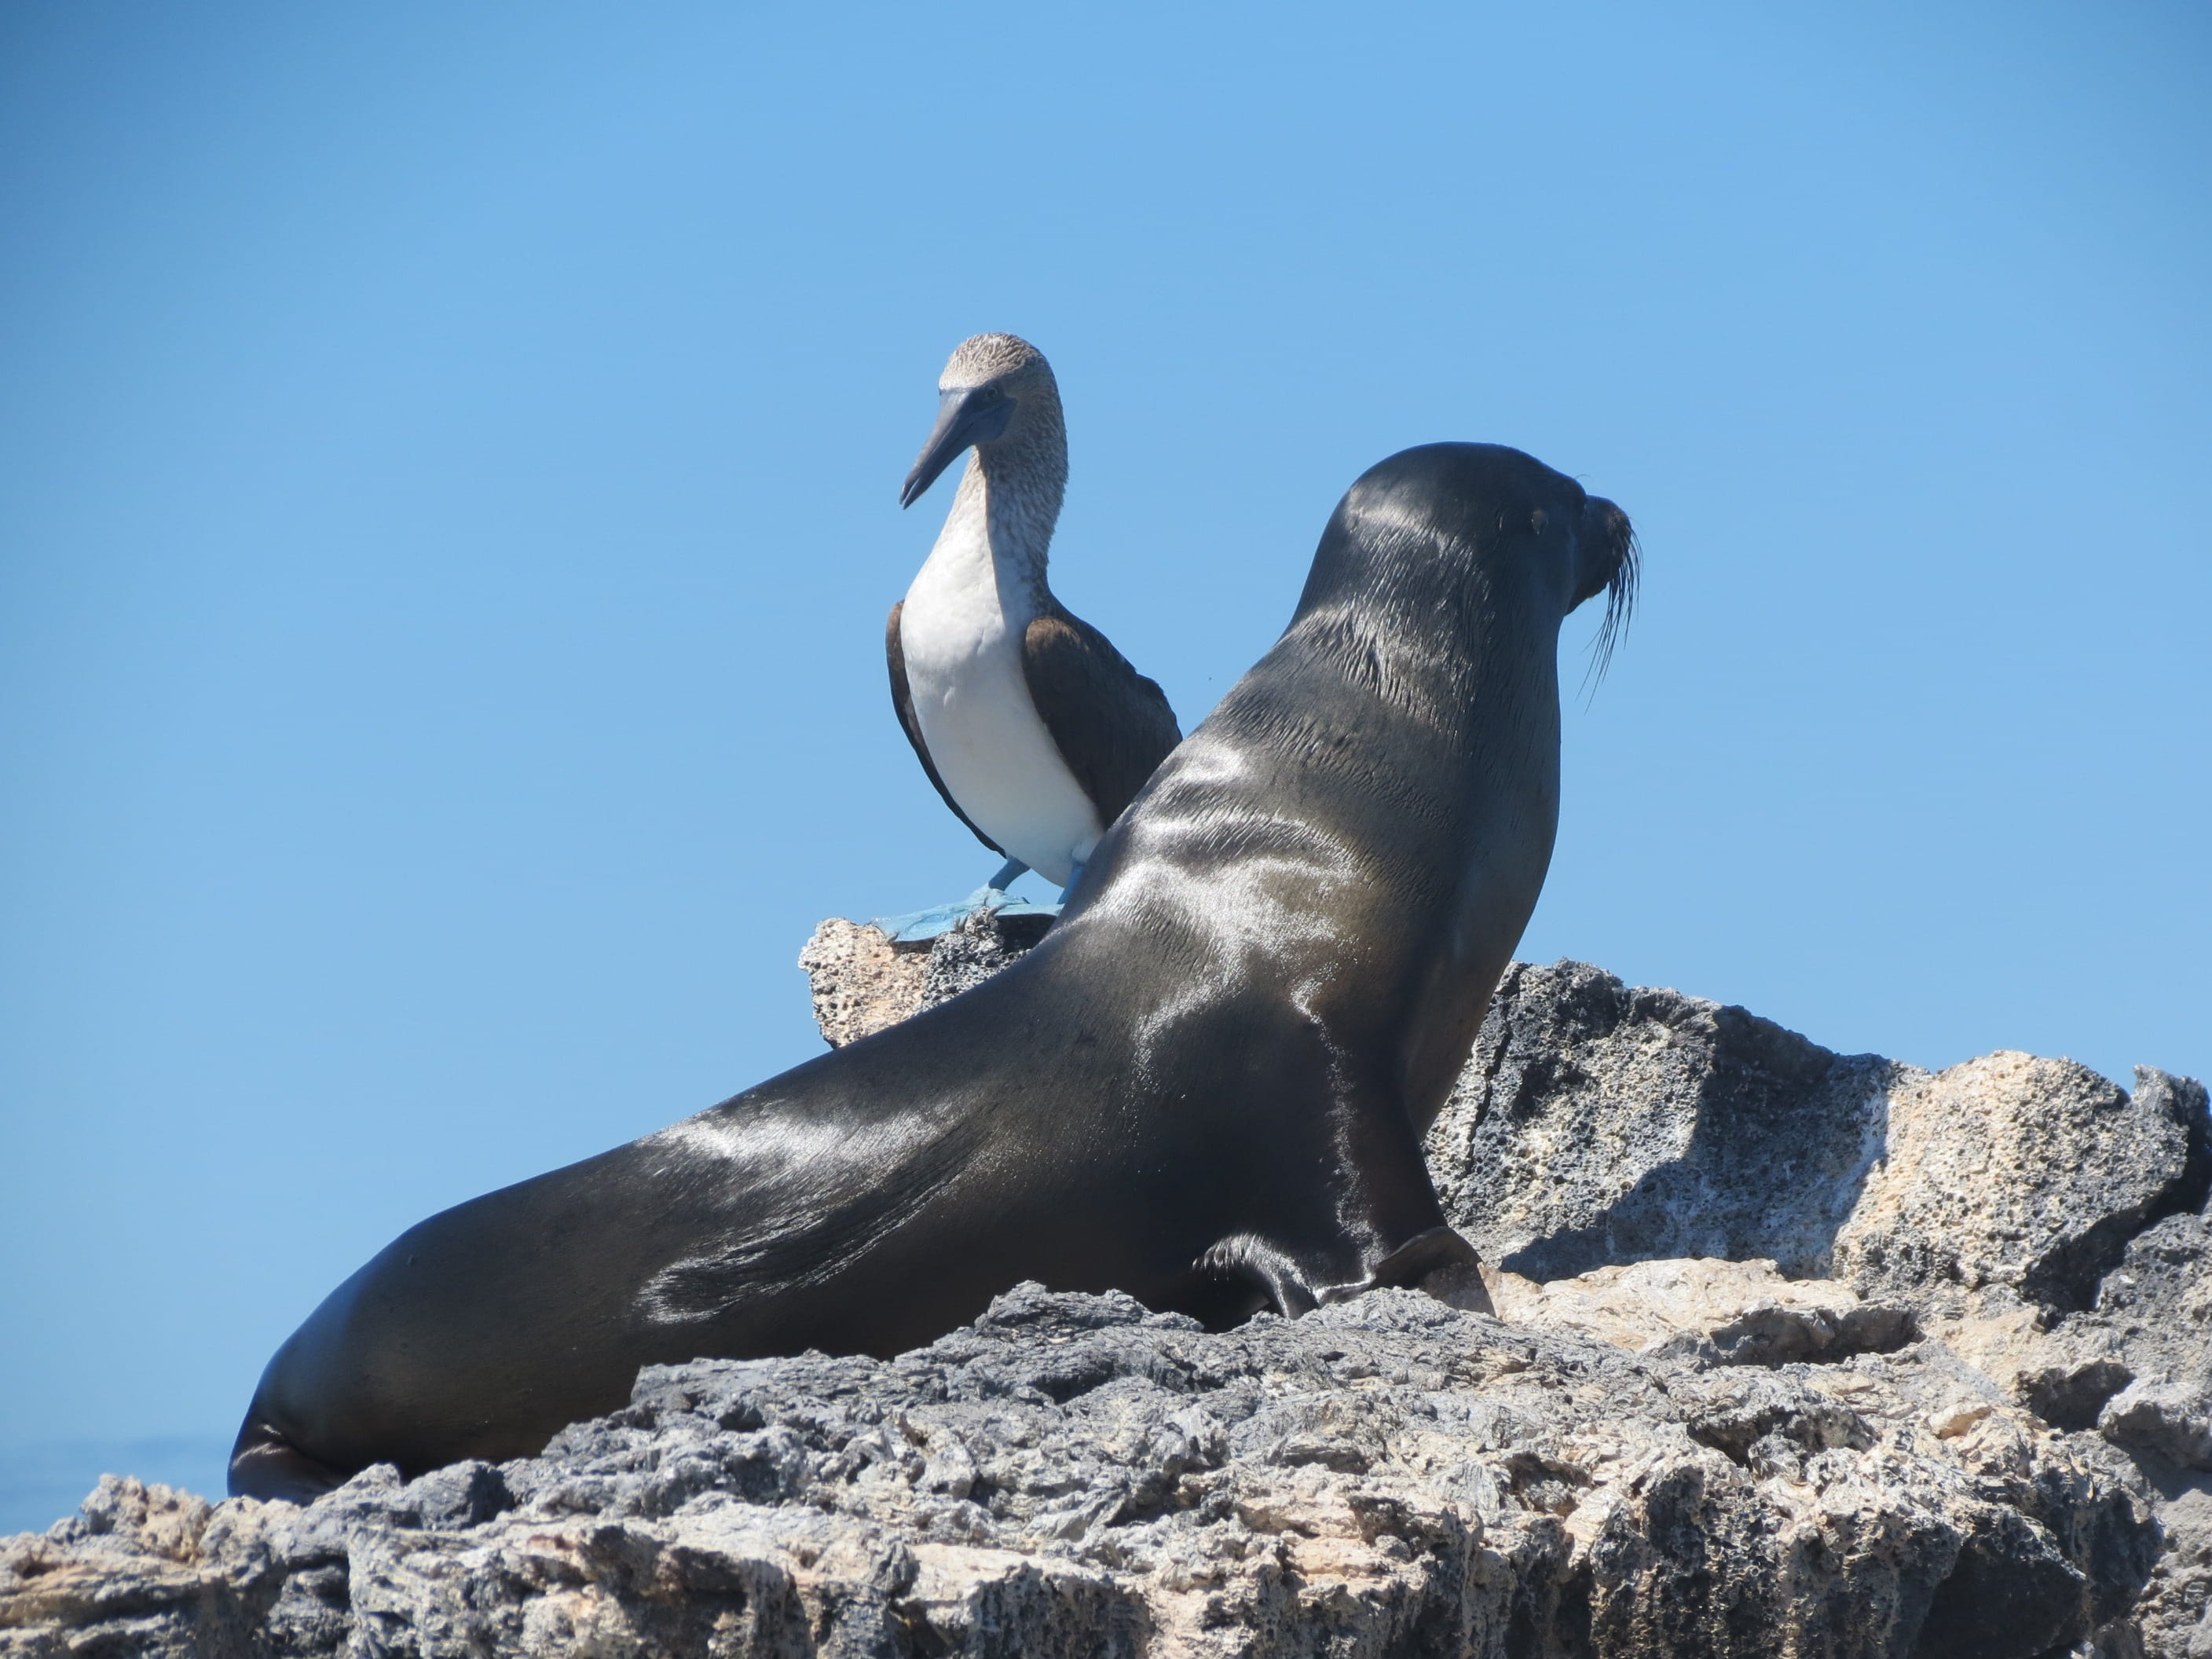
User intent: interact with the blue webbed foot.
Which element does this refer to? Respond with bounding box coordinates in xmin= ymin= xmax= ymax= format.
xmin=872 ymin=859 xmax=1057 ymax=942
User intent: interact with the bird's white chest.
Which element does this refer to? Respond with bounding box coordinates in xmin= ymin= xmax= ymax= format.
xmin=899 ymin=518 xmax=1102 ymax=886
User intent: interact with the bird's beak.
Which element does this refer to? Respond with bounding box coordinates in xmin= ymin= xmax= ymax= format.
xmin=899 ymin=386 xmax=1016 ymax=508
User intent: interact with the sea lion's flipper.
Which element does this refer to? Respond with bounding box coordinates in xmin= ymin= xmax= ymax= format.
xmin=1195 ymin=1222 xmax=1494 ymax=1320
xmin=1357 ymin=1225 xmax=1496 ymax=1315
xmin=1196 ymin=1065 xmax=1496 ymax=1319
xmin=1194 ymin=1233 xmax=1324 ymax=1320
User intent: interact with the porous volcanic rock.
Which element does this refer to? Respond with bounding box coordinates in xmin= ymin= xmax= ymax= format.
xmin=1416 ymin=959 xmax=2210 ymax=1658
xmin=797 ymin=911 xmax=1056 ymax=1047
xmin=1423 ymin=961 xmax=2203 ymax=1313
xmin=1485 ymin=1258 xmax=1917 ymax=1370
xmin=0 ymin=1285 xmax=2163 ymax=1657
xmin=796 ymin=919 xmax=928 ymax=1049
xmin=6 ymin=936 xmax=2205 ymax=1657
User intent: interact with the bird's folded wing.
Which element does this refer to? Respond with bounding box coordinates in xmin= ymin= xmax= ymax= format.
xmin=1021 ymin=605 xmax=1182 ymax=827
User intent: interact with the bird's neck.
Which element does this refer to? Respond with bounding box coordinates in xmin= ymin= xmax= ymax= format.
xmin=928 ymin=413 xmax=1067 ymax=614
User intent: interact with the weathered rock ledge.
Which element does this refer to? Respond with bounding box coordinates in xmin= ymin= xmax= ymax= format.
xmin=4 ymin=920 xmax=2205 ymax=1657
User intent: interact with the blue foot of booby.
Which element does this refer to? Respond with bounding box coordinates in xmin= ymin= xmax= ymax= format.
xmin=872 ymin=859 xmax=1056 ymax=943
xmin=1059 ymin=859 xmax=1087 ymax=905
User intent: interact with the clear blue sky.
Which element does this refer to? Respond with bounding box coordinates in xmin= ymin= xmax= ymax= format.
xmin=2 ymin=2 xmax=2206 ymax=1522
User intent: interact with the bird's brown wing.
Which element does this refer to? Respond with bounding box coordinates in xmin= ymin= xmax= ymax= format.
xmin=1020 ymin=602 xmax=1182 ymax=826
xmin=887 ymin=600 xmax=1004 ymax=855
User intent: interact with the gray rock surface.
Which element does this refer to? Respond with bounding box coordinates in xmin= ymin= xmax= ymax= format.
xmin=1485 ymin=1258 xmax=1917 ymax=1370
xmin=2074 ymin=1210 xmax=2212 ymax=1658
xmin=0 ymin=1286 xmax=2164 ymax=1657
xmin=797 ymin=911 xmax=1056 ymax=1048
xmin=795 ymin=919 xmax=929 ymax=1049
xmin=1421 ymin=960 xmax=2211 ymax=1658
xmin=1424 ymin=961 xmax=2203 ymax=1314
xmin=1426 ymin=961 xmax=1895 ymax=1283
xmin=7 ymin=938 xmax=2206 ymax=1657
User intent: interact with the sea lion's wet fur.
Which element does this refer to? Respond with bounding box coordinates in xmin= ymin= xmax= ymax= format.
xmin=229 ymin=442 xmax=1635 ymax=1500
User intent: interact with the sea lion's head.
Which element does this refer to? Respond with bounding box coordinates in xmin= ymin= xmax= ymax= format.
xmin=1300 ymin=442 xmax=1637 ymax=677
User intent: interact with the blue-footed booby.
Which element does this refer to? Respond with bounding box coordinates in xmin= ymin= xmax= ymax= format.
xmin=885 ymin=333 xmax=1179 ymax=927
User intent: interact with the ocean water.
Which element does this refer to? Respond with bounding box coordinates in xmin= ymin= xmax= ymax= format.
xmin=0 ymin=1435 xmax=233 ymax=1537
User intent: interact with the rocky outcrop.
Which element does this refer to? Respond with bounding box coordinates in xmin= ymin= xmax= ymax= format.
xmin=0 ymin=1282 xmax=2164 ymax=1658
xmin=1423 ymin=961 xmax=2204 ymax=1311
xmin=795 ymin=919 xmax=930 ymax=1049
xmin=797 ymin=914 xmax=1054 ymax=1048
xmin=5 ymin=920 xmax=2205 ymax=1657
xmin=1423 ymin=958 xmax=2211 ymax=1657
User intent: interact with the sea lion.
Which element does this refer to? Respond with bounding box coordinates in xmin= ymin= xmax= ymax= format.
xmin=228 ymin=441 xmax=1635 ymax=1500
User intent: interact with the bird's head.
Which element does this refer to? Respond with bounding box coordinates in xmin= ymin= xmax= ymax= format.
xmin=900 ymin=333 xmax=1064 ymax=507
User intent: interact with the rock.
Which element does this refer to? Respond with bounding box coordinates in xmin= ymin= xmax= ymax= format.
xmin=0 ymin=1287 xmax=2164 ymax=1658
xmin=790 ymin=939 xmax=2212 ymax=1654
xmin=796 ymin=917 xmax=929 ymax=1047
xmin=1410 ymin=960 xmax=2212 ymax=1657
xmin=2133 ymin=1489 xmax=2212 ymax=1659
xmin=2102 ymin=1379 xmax=2212 ymax=1471
xmin=917 ymin=909 xmax=1055 ymax=1006
xmin=1961 ymin=1123 xmax=2212 ymax=1659
xmin=1427 ymin=961 xmax=1895 ymax=1282
xmin=2023 ymin=1354 xmax=2141 ymax=1437
xmin=1423 ymin=964 xmax=2207 ymax=1317
xmin=1831 ymin=1056 xmax=2203 ymax=1313
xmin=797 ymin=910 xmax=1057 ymax=1049
xmin=1488 ymin=1258 xmax=1915 ymax=1368
xmin=2086 ymin=1207 xmax=2212 ymax=1444
xmin=9 ymin=943 xmax=2205 ymax=1655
